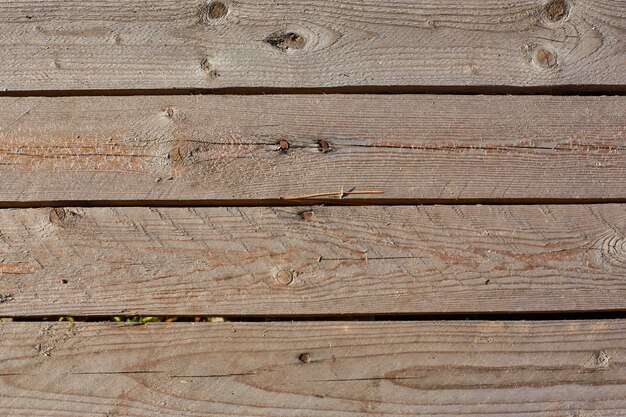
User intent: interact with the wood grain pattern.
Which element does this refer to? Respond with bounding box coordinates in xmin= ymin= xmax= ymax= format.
xmin=1 ymin=95 xmax=625 ymax=203
xmin=0 ymin=0 xmax=625 ymax=90
xmin=1 ymin=204 xmax=625 ymax=316
xmin=0 ymin=320 xmax=625 ymax=416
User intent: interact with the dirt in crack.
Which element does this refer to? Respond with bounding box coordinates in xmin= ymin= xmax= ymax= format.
xmin=265 ymin=32 xmax=306 ymax=51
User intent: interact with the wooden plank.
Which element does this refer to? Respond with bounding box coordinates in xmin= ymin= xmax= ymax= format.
xmin=1 ymin=95 xmax=625 ymax=203
xmin=0 ymin=320 xmax=625 ymax=416
xmin=0 ymin=0 xmax=624 ymax=91
xmin=1 ymin=204 xmax=625 ymax=316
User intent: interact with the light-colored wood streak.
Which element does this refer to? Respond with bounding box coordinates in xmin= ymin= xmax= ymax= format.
xmin=0 ymin=0 xmax=624 ymax=90
xmin=1 ymin=95 xmax=625 ymax=203
xmin=1 ymin=204 xmax=625 ymax=316
xmin=0 ymin=320 xmax=625 ymax=416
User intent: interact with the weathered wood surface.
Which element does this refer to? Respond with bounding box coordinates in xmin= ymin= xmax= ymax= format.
xmin=0 ymin=320 xmax=625 ymax=416
xmin=1 ymin=204 xmax=625 ymax=316
xmin=1 ymin=95 xmax=625 ymax=203
xmin=1 ymin=0 xmax=625 ymax=91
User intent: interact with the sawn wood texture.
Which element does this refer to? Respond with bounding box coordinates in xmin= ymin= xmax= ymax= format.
xmin=1 ymin=95 xmax=625 ymax=203
xmin=0 ymin=0 xmax=625 ymax=90
xmin=0 ymin=320 xmax=624 ymax=416
xmin=0 ymin=204 xmax=625 ymax=316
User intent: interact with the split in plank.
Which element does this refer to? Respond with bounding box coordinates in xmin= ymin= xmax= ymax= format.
xmin=0 ymin=320 xmax=625 ymax=416
xmin=1 ymin=95 xmax=625 ymax=203
xmin=1 ymin=204 xmax=626 ymax=316
xmin=0 ymin=0 xmax=625 ymax=90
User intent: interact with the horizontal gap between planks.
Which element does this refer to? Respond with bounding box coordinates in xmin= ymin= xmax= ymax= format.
xmin=2 ymin=197 xmax=626 ymax=209
xmin=7 ymin=311 xmax=626 ymax=323
xmin=0 ymin=85 xmax=625 ymax=97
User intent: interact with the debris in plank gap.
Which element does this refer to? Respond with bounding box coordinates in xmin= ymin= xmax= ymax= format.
xmin=10 ymin=317 xmax=229 ymax=323
xmin=284 ymin=187 xmax=384 ymax=200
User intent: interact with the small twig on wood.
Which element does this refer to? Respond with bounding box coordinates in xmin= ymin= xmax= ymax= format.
xmin=283 ymin=187 xmax=384 ymax=200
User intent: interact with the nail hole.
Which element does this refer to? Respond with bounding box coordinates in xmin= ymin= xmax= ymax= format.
xmin=317 ymin=140 xmax=331 ymax=153
xmin=277 ymin=139 xmax=290 ymax=152
xmin=62 ymin=279 xmax=69 ymax=284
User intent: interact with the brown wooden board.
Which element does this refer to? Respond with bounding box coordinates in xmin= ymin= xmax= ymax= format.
xmin=0 ymin=320 xmax=625 ymax=416
xmin=1 ymin=0 xmax=625 ymax=91
xmin=1 ymin=204 xmax=625 ymax=316
xmin=1 ymin=95 xmax=625 ymax=204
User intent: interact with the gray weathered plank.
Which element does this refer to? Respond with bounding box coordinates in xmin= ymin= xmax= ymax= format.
xmin=1 ymin=204 xmax=625 ymax=316
xmin=0 ymin=0 xmax=624 ymax=90
xmin=1 ymin=95 xmax=625 ymax=203
xmin=0 ymin=320 xmax=625 ymax=416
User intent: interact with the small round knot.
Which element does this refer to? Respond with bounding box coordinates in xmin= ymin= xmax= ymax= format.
xmin=545 ymin=0 xmax=569 ymax=22
xmin=533 ymin=47 xmax=557 ymax=69
xmin=200 ymin=58 xmax=219 ymax=77
xmin=200 ymin=58 xmax=212 ymax=73
xmin=594 ymin=350 xmax=611 ymax=368
xmin=207 ymin=1 xmax=228 ymax=19
xmin=275 ymin=270 xmax=293 ymax=285
xmin=300 ymin=210 xmax=314 ymax=221
xmin=200 ymin=1 xmax=227 ymax=23
xmin=49 ymin=208 xmax=66 ymax=225
xmin=299 ymin=352 xmax=311 ymax=363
